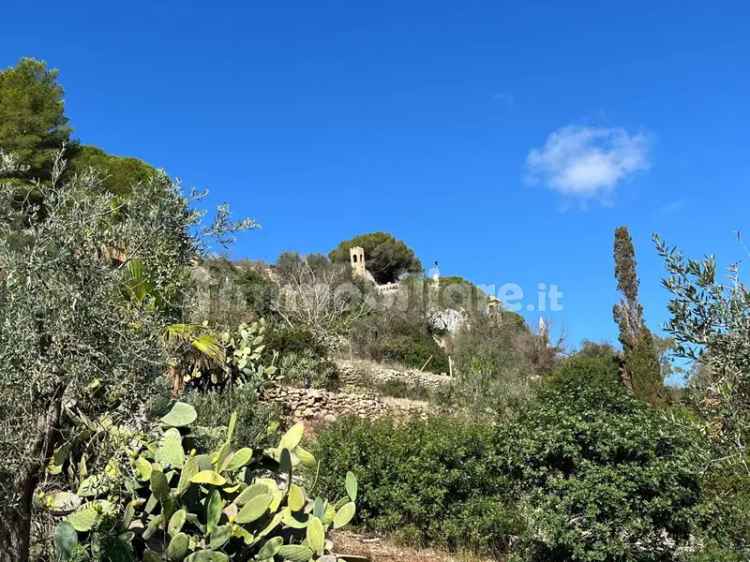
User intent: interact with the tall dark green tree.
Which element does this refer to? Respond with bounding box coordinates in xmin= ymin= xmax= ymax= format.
xmin=329 ymin=231 xmax=422 ymax=284
xmin=612 ymin=226 xmax=664 ymax=405
xmin=0 ymin=58 xmax=157 ymax=202
xmin=0 ymin=58 xmax=72 ymax=185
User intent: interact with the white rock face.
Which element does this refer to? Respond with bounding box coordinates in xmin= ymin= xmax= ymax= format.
xmin=429 ymin=308 xmax=465 ymax=334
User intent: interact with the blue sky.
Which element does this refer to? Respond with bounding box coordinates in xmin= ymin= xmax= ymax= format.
xmin=2 ymin=1 xmax=749 ymax=353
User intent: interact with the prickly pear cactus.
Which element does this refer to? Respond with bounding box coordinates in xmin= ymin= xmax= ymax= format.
xmin=223 ymin=319 xmax=278 ymax=387
xmin=55 ymin=402 xmax=357 ymax=561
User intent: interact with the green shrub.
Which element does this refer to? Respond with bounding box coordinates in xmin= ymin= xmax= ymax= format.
xmin=264 ymin=325 xmax=340 ymax=389
xmin=196 ymin=258 xmax=278 ymax=325
xmin=277 ymin=350 xmax=340 ymax=390
xmin=313 ymin=416 xmax=522 ymax=555
xmin=690 ymin=466 xmax=750 ymax=560
xmin=264 ymin=325 xmax=329 ymax=360
xmin=350 ymin=312 xmax=449 ymax=373
xmin=545 ymin=342 xmax=622 ymax=390
xmin=185 ymin=387 xmax=280 ymax=451
xmin=449 ymin=312 xmax=548 ymax=416
xmin=372 ymin=378 xmax=432 ymax=402
xmin=506 ymin=363 xmax=705 ymax=562
xmin=377 ymin=333 xmax=449 ymax=372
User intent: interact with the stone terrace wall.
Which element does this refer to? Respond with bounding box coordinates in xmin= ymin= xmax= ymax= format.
xmin=260 ymin=385 xmax=428 ymax=424
xmin=336 ymin=358 xmax=453 ymax=391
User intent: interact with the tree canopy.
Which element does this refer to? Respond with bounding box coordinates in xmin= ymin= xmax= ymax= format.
xmin=0 ymin=159 xmax=197 ymax=560
xmin=0 ymin=58 xmax=71 ymax=185
xmin=329 ymin=231 xmax=422 ymax=284
xmin=67 ymin=145 xmax=157 ymax=197
xmin=0 ymin=58 xmax=158 ymax=202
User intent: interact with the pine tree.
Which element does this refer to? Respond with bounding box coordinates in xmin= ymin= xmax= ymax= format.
xmin=0 ymin=58 xmax=72 ymax=185
xmin=612 ymin=226 xmax=664 ymax=405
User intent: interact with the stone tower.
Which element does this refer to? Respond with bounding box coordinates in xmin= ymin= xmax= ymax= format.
xmin=349 ymin=246 xmax=366 ymax=279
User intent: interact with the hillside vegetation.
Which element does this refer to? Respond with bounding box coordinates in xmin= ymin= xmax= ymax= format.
xmin=0 ymin=57 xmax=748 ymax=562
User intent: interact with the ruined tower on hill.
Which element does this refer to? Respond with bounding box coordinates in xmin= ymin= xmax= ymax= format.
xmin=349 ymin=246 xmax=367 ymax=279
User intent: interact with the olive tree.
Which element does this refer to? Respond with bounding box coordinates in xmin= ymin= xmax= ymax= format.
xmin=656 ymin=235 xmax=750 ymax=474
xmin=0 ymin=152 xmax=198 ymax=561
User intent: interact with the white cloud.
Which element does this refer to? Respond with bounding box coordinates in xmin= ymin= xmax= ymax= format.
xmin=525 ymin=125 xmax=650 ymax=199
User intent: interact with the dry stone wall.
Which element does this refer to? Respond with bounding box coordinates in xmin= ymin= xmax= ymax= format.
xmin=335 ymin=358 xmax=453 ymax=390
xmin=260 ymin=385 xmax=429 ymax=425
xmin=258 ymin=359 xmax=452 ymax=426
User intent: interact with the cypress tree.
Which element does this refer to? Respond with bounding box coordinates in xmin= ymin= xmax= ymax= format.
xmin=612 ymin=226 xmax=664 ymax=405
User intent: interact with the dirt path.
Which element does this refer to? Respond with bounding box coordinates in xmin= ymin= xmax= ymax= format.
xmin=332 ymin=531 xmax=499 ymax=562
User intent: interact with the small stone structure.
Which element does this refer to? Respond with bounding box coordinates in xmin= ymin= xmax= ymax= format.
xmin=349 ymin=246 xmax=367 ymax=279
xmin=348 ymin=246 xmax=416 ymax=295
xmin=374 ymin=281 xmax=400 ymax=295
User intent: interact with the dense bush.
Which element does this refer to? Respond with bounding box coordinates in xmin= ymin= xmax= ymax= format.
xmin=277 ymin=350 xmax=340 ymax=390
xmin=507 ymin=359 xmax=705 ymax=562
xmin=315 ymin=352 xmax=714 ymax=562
xmin=194 ymin=258 xmax=278 ymax=325
xmin=448 ymin=311 xmax=551 ymax=416
xmin=185 ymin=387 xmax=280 ymax=451
xmin=264 ymin=325 xmax=329 ymax=360
xmin=689 ymin=466 xmax=750 ymax=560
xmin=313 ymin=416 xmax=522 ymax=556
xmin=349 ymin=309 xmax=449 ymax=372
xmin=264 ymin=324 xmax=340 ymax=389
xmin=545 ymin=340 xmax=622 ymax=389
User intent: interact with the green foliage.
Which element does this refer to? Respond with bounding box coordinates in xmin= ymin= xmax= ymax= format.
xmin=163 ymin=320 xmax=277 ymax=393
xmin=0 ymin=58 xmax=71 ymax=184
xmin=54 ymin=405 xmax=356 ymax=561
xmin=329 ymin=232 xmax=422 ymax=284
xmin=370 ymin=377 xmax=433 ymax=402
xmin=656 ymin=234 xmax=750 ymax=471
xmin=277 ymin=351 xmax=340 ymax=390
xmin=612 ymin=226 xmax=664 ymax=405
xmin=546 ymin=341 xmax=621 ymax=389
xmin=68 ymin=145 xmax=157 ymax=198
xmin=185 ymin=387 xmax=280 ymax=452
xmin=0 ymin=155 xmax=198 ymax=558
xmin=690 ymin=466 xmax=750 ymax=559
xmin=313 ymin=416 xmax=522 ymax=556
xmin=315 ymin=356 xmax=712 ymax=561
xmin=264 ymin=325 xmax=329 ymax=361
xmin=625 ymin=328 xmax=666 ymax=405
xmin=193 ymin=258 xmax=277 ymax=325
xmin=260 ymin=324 xmax=340 ymax=390
xmin=349 ymin=309 xmax=449 ymax=372
xmin=448 ymin=311 xmax=550 ymax=416
xmin=507 ymin=364 xmax=705 ymax=562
